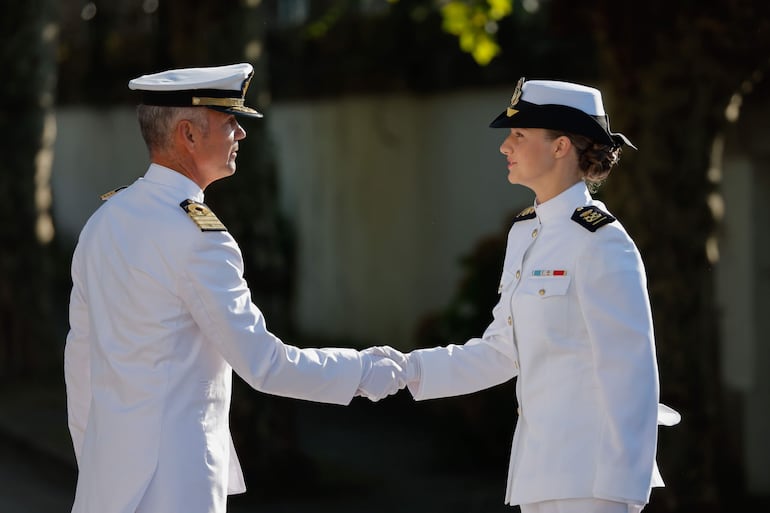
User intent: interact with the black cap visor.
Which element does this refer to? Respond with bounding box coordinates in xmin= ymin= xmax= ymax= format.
xmin=208 ymin=105 xmax=263 ymax=119
xmin=490 ymin=101 xmax=634 ymax=149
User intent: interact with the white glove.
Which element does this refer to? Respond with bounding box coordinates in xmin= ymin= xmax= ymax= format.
xmin=657 ymin=403 xmax=681 ymax=426
xmin=356 ymin=349 xmax=407 ymax=401
xmin=363 ymin=345 xmax=421 ymax=385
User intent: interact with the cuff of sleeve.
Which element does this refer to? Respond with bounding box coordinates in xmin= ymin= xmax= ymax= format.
xmin=406 ymin=352 xmax=423 ymax=398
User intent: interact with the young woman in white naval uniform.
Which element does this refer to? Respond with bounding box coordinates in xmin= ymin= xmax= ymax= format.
xmin=366 ymin=78 xmax=679 ymax=513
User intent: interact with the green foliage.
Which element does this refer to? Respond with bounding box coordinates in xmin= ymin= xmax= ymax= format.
xmin=381 ymin=0 xmax=515 ymax=66
xmin=304 ymin=0 xmax=517 ymax=67
xmin=440 ymin=0 xmax=513 ymax=65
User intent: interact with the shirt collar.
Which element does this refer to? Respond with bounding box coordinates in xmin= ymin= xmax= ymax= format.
xmin=533 ymin=181 xmax=592 ymax=223
xmin=143 ymin=163 xmax=205 ymax=203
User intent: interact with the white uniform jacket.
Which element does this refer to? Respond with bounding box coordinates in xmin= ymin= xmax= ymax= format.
xmin=64 ymin=164 xmax=363 ymax=513
xmin=411 ymin=182 xmax=662 ymax=506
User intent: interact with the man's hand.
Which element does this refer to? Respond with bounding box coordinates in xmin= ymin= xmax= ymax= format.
xmin=362 ymin=345 xmax=420 ymax=385
xmin=356 ymin=347 xmax=408 ymax=401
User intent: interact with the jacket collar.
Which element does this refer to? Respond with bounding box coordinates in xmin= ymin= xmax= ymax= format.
xmin=533 ymin=181 xmax=592 ymax=224
xmin=143 ymin=163 xmax=205 ymax=203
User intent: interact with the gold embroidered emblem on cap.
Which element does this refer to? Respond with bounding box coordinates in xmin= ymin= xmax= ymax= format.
xmin=506 ymin=77 xmax=525 ymax=117
xmin=180 ymin=199 xmax=226 ymax=232
xmin=240 ymin=72 xmax=253 ymax=96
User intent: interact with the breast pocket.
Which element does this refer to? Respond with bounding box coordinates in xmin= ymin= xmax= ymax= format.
xmin=521 ymin=275 xmax=571 ymax=298
xmin=516 ymin=275 xmax=573 ymax=345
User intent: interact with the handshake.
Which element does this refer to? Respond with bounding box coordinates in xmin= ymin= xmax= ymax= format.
xmin=355 ymin=346 xmax=420 ymax=401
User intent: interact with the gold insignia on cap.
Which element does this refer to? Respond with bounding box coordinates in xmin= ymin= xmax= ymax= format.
xmin=180 ymin=199 xmax=226 ymax=232
xmin=240 ymin=71 xmax=253 ymax=96
xmin=506 ymin=77 xmax=525 ymax=117
xmin=100 ymin=186 xmax=127 ymax=201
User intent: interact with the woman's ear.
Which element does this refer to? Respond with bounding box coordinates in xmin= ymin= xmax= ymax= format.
xmin=553 ymin=135 xmax=572 ymax=158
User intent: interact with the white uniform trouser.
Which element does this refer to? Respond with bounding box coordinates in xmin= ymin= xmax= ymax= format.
xmin=520 ymin=498 xmax=645 ymax=513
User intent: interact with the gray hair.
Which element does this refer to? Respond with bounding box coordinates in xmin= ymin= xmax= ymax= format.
xmin=136 ymin=105 xmax=209 ymax=154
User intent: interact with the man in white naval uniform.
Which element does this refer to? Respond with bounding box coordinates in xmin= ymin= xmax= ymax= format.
xmin=64 ymin=63 xmax=406 ymax=513
xmin=368 ymin=79 xmax=679 ymax=513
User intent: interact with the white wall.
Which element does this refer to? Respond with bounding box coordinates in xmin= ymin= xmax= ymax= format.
xmin=52 ymin=88 xmax=533 ymax=348
xmin=268 ymin=88 xmax=532 ymax=346
xmin=52 ymin=106 xmax=150 ymax=241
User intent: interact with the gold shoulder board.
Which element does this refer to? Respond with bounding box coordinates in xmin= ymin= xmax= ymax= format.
xmin=180 ymin=199 xmax=227 ymax=232
xmin=512 ymin=206 xmax=536 ymax=224
xmin=571 ymin=206 xmax=616 ymax=232
xmin=99 ymin=186 xmax=127 ymax=201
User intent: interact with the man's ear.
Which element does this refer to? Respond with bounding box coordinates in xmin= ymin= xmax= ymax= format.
xmin=175 ymin=119 xmax=197 ymax=150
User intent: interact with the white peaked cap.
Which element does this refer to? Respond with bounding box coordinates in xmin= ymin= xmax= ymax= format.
xmin=523 ymin=80 xmax=606 ymax=116
xmin=128 ymin=63 xmax=262 ymax=118
xmin=490 ymin=77 xmax=634 ymax=148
